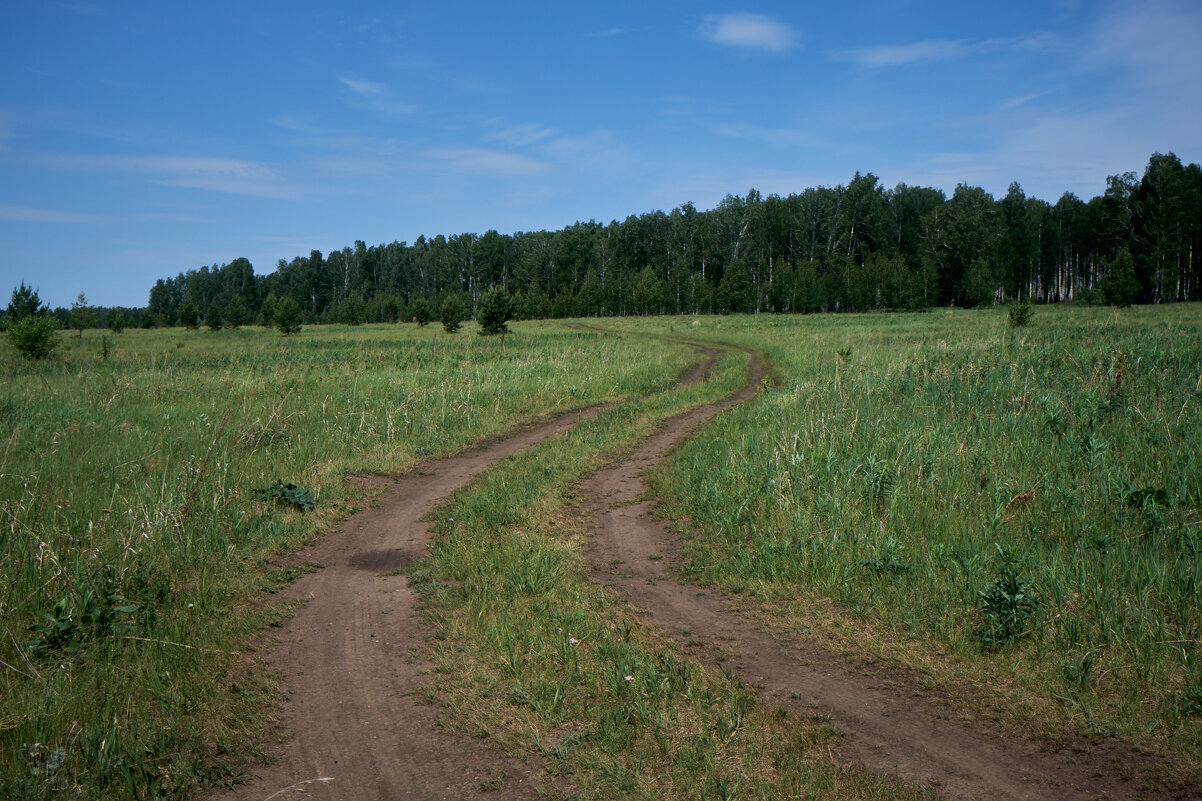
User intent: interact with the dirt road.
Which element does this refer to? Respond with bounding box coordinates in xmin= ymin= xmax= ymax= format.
xmin=209 ymin=408 xmax=610 ymax=801
xmin=580 ymin=339 xmax=1179 ymax=801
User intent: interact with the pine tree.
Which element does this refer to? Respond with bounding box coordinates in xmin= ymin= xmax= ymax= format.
xmin=412 ymin=297 xmax=431 ymax=326
xmin=226 ymin=296 xmax=248 ymax=329
xmin=476 ymin=286 xmax=511 ymax=336
xmin=441 ymin=295 xmax=464 ymax=333
xmin=274 ymin=296 xmax=302 ymax=335
xmin=205 ymin=301 xmax=223 ymax=331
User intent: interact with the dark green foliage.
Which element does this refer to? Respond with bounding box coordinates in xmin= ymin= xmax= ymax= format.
xmin=6 ymin=315 xmax=60 ymax=360
xmin=259 ymin=293 xmax=277 ymax=326
xmin=205 ymin=301 xmax=223 ymax=331
xmin=440 ymin=294 xmax=464 ymax=333
xmin=22 ymin=582 xmax=138 ymax=657
xmin=476 ymin=286 xmax=511 ymax=336
xmin=225 ymin=296 xmax=248 ymax=329
xmin=107 ymin=310 xmax=125 ymax=333
xmin=139 ymin=312 xmax=156 ymax=329
xmin=412 ymin=297 xmax=431 ymax=326
xmin=717 ymin=261 xmax=751 ymax=314
xmin=342 ymin=294 xmax=364 ymax=325
xmin=178 ymin=301 xmax=199 ymax=329
xmin=1007 ymin=302 xmax=1033 ymax=328
xmin=381 ymin=295 xmax=400 ymax=323
xmin=274 ymin=295 xmax=301 ymax=335
xmin=261 ymin=480 xmax=315 ymax=511
xmin=7 ymin=282 xmax=45 ymax=321
xmin=632 ymin=265 xmax=665 ymax=315
xmin=139 ymin=151 xmax=1202 ymax=323
xmin=1101 ymin=248 xmax=1141 ymax=307
xmin=977 ymin=545 xmax=1040 ymax=646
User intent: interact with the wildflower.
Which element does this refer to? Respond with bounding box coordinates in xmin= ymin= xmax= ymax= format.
xmin=568 ymin=637 xmax=579 ymax=645
xmin=624 ymin=675 xmax=634 ymax=682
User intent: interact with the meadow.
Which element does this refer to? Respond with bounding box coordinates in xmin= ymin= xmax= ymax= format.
xmin=611 ymin=305 xmax=1202 ymax=758
xmin=0 ymin=322 xmax=698 ymax=799
xmin=3 ymin=305 xmax=1200 ymax=800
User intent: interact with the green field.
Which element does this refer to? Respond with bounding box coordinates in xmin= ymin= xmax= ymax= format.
xmin=618 ymin=306 xmax=1202 ymax=754
xmin=3 ymin=306 xmax=1200 ymax=798
xmin=0 ymin=322 xmax=699 ymax=799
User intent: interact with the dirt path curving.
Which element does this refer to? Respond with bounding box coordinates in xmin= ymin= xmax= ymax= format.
xmin=579 ymin=337 xmax=1180 ymax=801
xmin=209 ymin=342 xmax=723 ymax=801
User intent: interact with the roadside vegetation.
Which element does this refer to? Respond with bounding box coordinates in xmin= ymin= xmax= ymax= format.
xmin=608 ymin=305 xmax=1202 ymax=763
xmin=0 ymin=322 xmax=693 ymax=800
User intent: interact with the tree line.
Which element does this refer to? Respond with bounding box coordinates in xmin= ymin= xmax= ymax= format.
xmin=7 ymin=151 xmax=1200 ymax=332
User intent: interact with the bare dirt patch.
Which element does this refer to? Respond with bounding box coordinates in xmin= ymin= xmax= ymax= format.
xmin=209 ymin=409 xmax=606 ymax=801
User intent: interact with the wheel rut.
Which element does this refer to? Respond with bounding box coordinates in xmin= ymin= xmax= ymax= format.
xmin=209 ymin=341 xmax=721 ymax=801
xmin=210 ymin=413 xmax=610 ymax=800
xmin=578 ymin=335 xmax=1178 ymax=801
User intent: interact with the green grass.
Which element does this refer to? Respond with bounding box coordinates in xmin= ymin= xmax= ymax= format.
xmin=610 ymin=306 xmax=1202 ymax=761
xmin=0 ymin=322 xmax=697 ymax=800
xmin=411 ymin=339 xmax=922 ymax=800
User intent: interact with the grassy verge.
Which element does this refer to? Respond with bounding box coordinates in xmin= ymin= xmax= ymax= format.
xmin=0 ymin=322 xmax=696 ymax=800
xmin=411 ymin=334 xmax=924 ymax=800
xmin=607 ymin=307 xmax=1201 ymax=765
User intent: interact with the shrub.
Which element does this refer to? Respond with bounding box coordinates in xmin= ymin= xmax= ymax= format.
xmin=7 ymin=315 xmax=61 ymax=360
xmin=205 ymin=301 xmax=223 ymax=331
xmin=274 ymin=295 xmax=302 ymax=335
xmin=1007 ymin=302 xmax=1033 ymax=328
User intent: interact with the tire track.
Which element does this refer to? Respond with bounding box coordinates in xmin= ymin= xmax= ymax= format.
xmin=209 ymin=341 xmax=722 ymax=801
xmin=578 ymin=332 xmax=1176 ymax=801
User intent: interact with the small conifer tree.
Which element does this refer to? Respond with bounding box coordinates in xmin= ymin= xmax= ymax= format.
xmin=274 ymin=295 xmax=302 ymax=335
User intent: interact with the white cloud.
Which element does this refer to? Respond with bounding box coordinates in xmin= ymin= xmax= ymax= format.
xmin=420 ymin=147 xmax=550 ymax=177
xmin=337 ymin=76 xmax=417 ymax=116
xmin=832 ymin=32 xmax=1057 ymax=68
xmin=589 ymin=27 xmax=639 ymax=38
xmin=483 ymin=122 xmax=562 ymax=148
xmin=34 ymin=152 xmax=302 ymax=199
xmin=834 ymin=38 xmax=978 ymax=67
xmin=0 ymin=203 xmax=113 ymax=224
xmin=707 ymin=122 xmax=817 ymax=148
xmin=699 ymin=13 xmax=797 ymax=52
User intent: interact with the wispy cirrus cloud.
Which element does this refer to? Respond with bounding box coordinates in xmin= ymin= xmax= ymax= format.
xmin=708 ymin=122 xmax=818 ymax=148
xmin=0 ymin=202 xmax=114 ymax=224
xmin=33 ymin=152 xmax=302 ymax=199
xmin=834 ymin=38 xmax=978 ymax=67
xmin=588 ymin=26 xmax=640 ymax=38
xmin=337 ymin=75 xmax=417 ymax=116
xmin=698 ymin=13 xmax=798 ymax=52
xmin=483 ymin=122 xmax=562 ymax=148
xmin=832 ymin=31 xmax=1057 ymax=68
xmin=420 ymin=146 xmax=550 ymax=177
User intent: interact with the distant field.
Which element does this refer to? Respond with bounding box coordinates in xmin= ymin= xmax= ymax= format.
xmin=0 ymin=322 xmax=699 ymax=800
xmin=611 ymin=305 xmax=1202 ymax=756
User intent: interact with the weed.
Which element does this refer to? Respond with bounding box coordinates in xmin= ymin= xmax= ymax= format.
xmin=261 ymin=481 xmax=316 ymax=511
xmin=977 ymin=545 xmax=1040 ymax=646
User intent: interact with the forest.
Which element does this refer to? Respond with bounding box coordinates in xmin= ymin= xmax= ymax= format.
xmin=85 ymin=151 xmax=1202 ymax=326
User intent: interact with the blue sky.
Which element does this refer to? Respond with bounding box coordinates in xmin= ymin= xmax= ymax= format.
xmin=2 ymin=1 xmax=1200 ymax=308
